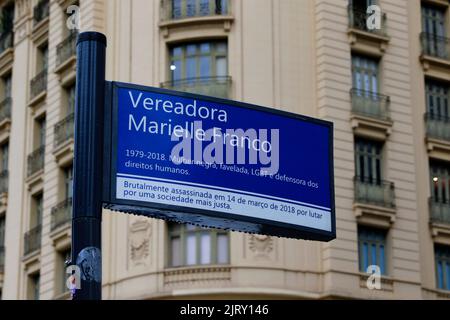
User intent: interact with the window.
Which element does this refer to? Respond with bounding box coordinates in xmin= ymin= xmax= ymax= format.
xmin=57 ymin=249 xmax=71 ymax=295
xmin=170 ymin=41 xmax=228 ymax=82
xmin=37 ymin=44 xmax=48 ymax=74
xmin=0 ymin=215 xmax=5 ymax=248
xmin=422 ymin=5 xmax=446 ymax=38
xmin=435 ymin=245 xmax=450 ymax=291
xmin=426 ymin=80 xmax=450 ymax=119
xmin=1 ymin=73 xmax=11 ymax=100
xmin=37 ymin=116 xmax=46 ymax=148
xmin=66 ymin=85 xmax=75 ymax=115
xmin=32 ymin=193 xmax=43 ymax=228
xmin=430 ymin=161 xmax=450 ymax=204
xmin=0 ymin=143 xmax=8 ymax=173
xmin=28 ymin=273 xmax=40 ymax=300
xmin=64 ymin=166 xmax=73 ymax=200
xmin=168 ymin=223 xmax=229 ymax=267
xmin=355 ymin=138 xmax=383 ymax=184
xmin=352 ymin=55 xmax=379 ymax=94
xmin=358 ymin=226 xmax=387 ymax=275
xmin=0 ymin=4 xmax=15 ymax=34
xmin=422 ymin=5 xmax=447 ymax=58
xmin=171 ymin=0 xmax=228 ymax=19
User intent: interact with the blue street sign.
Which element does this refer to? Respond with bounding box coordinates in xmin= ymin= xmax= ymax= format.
xmin=104 ymin=81 xmax=335 ymax=241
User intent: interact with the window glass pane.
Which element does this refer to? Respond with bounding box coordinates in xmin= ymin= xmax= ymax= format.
xmin=172 ymin=0 xmax=181 ymax=18
xmin=216 ymin=42 xmax=227 ymax=53
xmin=186 ymin=44 xmax=197 ymax=56
xmin=200 ymin=233 xmax=211 ymax=264
xmin=186 ymin=57 xmax=196 ymax=79
xmin=186 ymin=0 xmax=196 ymax=17
xmin=446 ymin=262 xmax=450 ymax=290
xmin=172 ymin=60 xmax=182 ymax=81
xmin=200 ymin=43 xmax=210 ymax=54
xmin=170 ymin=236 xmax=181 ymax=267
xmin=186 ymin=234 xmax=196 ymax=265
xmin=172 ymin=47 xmax=182 ymax=57
xmin=437 ymin=260 xmax=444 ymax=289
xmin=217 ymin=233 xmax=229 ymax=264
xmin=199 ymin=0 xmax=210 ymax=16
xmin=0 ymin=217 xmax=5 ymax=246
xmin=199 ymin=56 xmax=211 ymax=78
xmin=362 ymin=242 xmax=369 ymax=271
xmin=216 ymin=57 xmax=227 ymax=77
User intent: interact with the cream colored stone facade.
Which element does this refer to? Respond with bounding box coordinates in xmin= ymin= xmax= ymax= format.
xmin=0 ymin=0 xmax=449 ymax=300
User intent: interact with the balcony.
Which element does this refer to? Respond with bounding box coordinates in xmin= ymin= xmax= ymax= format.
xmin=421 ymin=33 xmax=450 ymax=61
xmin=33 ymin=0 xmax=50 ymax=26
xmin=0 ymin=32 xmax=13 ymax=57
xmin=348 ymin=5 xmax=387 ymax=36
xmin=0 ymin=97 xmax=11 ymax=124
xmin=27 ymin=145 xmax=45 ymax=177
xmin=420 ymin=33 xmax=450 ymax=77
xmin=350 ymin=89 xmax=392 ymax=140
xmin=430 ymin=198 xmax=450 ymax=225
xmin=350 ymin=89 xmax=390 ymax=121
xmin=161 ymin=76 xmax=231 ymax=99
xmin=425 ymin=113 xmax=450 ymax=141
xmin=29 ymin=70 xmax=48 ymax=103
xmin=347 ymin=5 xmax=389 ymax=55
xmin=24 ymin=225 xmax=41 ymax=256
xmin=54 ymin=113 xmax=74 ymax=149
xmin=161 ymin=0 xmax=229 ymax=21
xmin=429 ymin=198 xmax=450 ymax=242
xmin=424 ymin=113 xmax=450 ymax=160
xmin=0 ymin=245 xmax=4 ymax=273
xmin=56 ymin=32 xmax=77 ymax=70
xmin=353 ymin=176 xmax=396 ymax=227
xmin=51 ymin=198 xmax=72 ymax=231
xmin=0 ymin=170 xmax=8 ymax=194
xmin=354 ymin=177 xmax=395 ymax=208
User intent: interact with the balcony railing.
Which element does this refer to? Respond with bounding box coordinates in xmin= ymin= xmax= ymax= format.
xmin=24 ymin=225 xmax=41 ymax=256
xmin=27 ymin=145 xmax=45 ymax=177
xmin=0 ymin=97 xmax=11 ymax=123
xmin=30 ymin=69 xmax=48 ymax=100
xmin=56 ymin=32 xmax=78 ymax=68
xmin=350 ymin=88 xmax=390 ymax=121
xmin=348 ymin=5 xmax=387 ymax=36
xmin=51 ymin=198 xmax=72 ymax=231
xmin=0 ymin=245 xmax=4 ymax=273
xmin=425 ymin=113 xmax=450 ymax=141
xmin=354 ymin=176 xmax=395 ymax=208
xmin=0 ymin=31 xmax=13 ymax=56
xmin=54 ymin=113 xmax=74 ymax=148
xmin=161 ymin=0 xmax=229 ymax=21
xmin=33 ymin=0 xmax=50 ymax=26
xmin=430 ymin=198 xmax=450 ymax=225
xmin=161 ymin=76 xmax=231 ymax=99
xmin=421 ymin=32 xmax=450 ymax=60
xmin=0 ymin=170 xmax=8 ymax=194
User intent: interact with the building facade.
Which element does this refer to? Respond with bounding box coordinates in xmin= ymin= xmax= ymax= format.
xmin=0 ymin=0 xmax=449 ymax=300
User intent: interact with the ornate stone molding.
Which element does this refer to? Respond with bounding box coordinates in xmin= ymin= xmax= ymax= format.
xmin=128 ymin=218 xmax=151 ymax=267
xmin=248 ymin=234 xmax=275 ymax=260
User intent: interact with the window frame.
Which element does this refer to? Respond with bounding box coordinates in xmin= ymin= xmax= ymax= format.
xmin=435 ymin=245 xmax=450 ymax=291
xmin=167 ymin=223 xmax=229 ymax=268
xmin=170 ymin=40 xmax=228 ymax=82
xmin=358 ymin=226 xmax=388 ymax=275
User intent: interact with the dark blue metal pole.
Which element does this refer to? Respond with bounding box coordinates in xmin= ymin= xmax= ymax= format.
xmin=71 ymin=32 xmax=107 ymax=300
